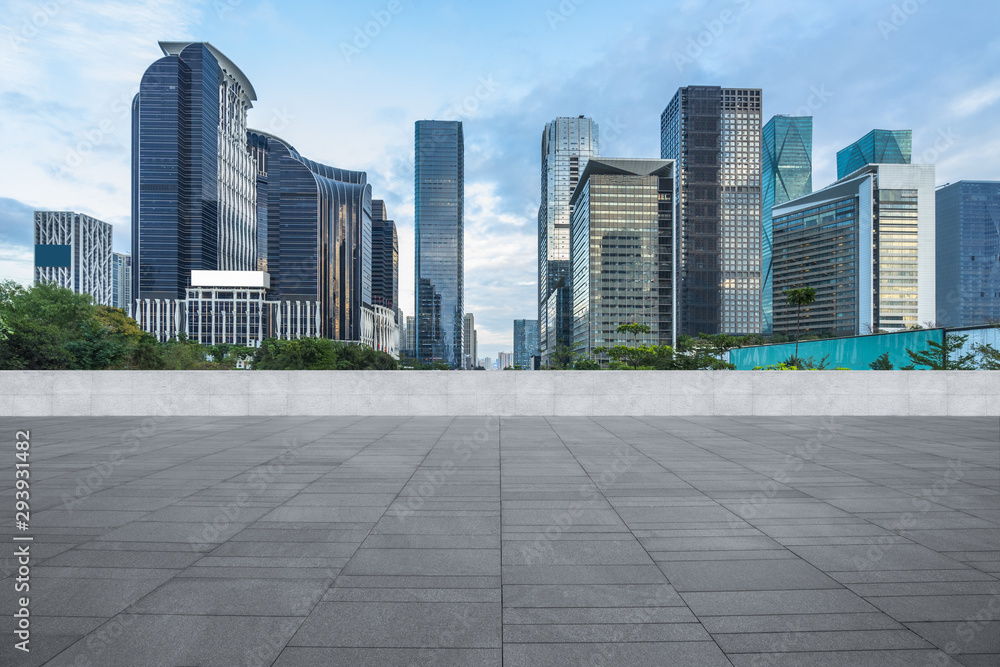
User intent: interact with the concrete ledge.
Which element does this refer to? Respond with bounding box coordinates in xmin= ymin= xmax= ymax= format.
xmin=1 ymin=371 xmax=996 ymax=416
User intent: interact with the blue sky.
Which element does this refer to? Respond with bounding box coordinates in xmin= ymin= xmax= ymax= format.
xmin=1 ymin=0 xmax=998 ymax=361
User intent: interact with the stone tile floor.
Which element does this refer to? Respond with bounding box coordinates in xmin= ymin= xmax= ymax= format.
xmin=0 ymin=416 xmax=997 ymax=666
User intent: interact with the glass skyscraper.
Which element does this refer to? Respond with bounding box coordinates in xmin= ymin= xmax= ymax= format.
xmin=762 ymin=115 xmax=813 ymax=334
xmin=371 ymin=199 xmax=399 ymax=316
xmin=132 ymin=42 xmax=257 ymax=308
xmin=538 ymin=117 xmax=599 ymax=364
xmin=936 ymin=181 xmax=1000 ymax=327
xmin=513 ymin=319 xmax=539 ymax=370
xmin=773 ymin=162 xmax=936 ymax=335
xmin=415 ymin=120 xmax=464 ymax=368
xmin=570 ymin=159 xmax=674 ymax=357
xmin=836 ymin=129 xmax=912 ymax=179
xmin=661 ymin=86 xmax=763 ymax=339
xmin=248 ymin=130 xmax=372 ymax=341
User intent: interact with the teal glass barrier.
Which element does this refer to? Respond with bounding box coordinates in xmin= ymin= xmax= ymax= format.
xmin=730 ymin=329 xmax=945 ymax=370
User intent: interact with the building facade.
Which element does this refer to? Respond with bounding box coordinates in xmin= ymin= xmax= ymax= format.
xmin=661 ymin=86 xmax=763 ymax=338
xmin=112 ymin=252 xmax=132 ymax=311
xmin=415 ymin=120 xmax=464 ymax=368
xmin=185 ymin=270 xmax=272 ymax=346
xmin=497 ymin=352 xmax=514 ymax=370
xmin=513 ymin=319 xmax=539 ymax=369
xmin=463 ymin=313 xmax=478 ymax=370
xmin=34 ymin=211 xmax=113 ymax=306
xmin=570 ymin=159 xmax=675 ymax=358
xmin=538 ymin=117 xmax=599 ymax=364
xmin=772 ymin=162 xmax=936 ymax=335
xmin=248 ymin=130 xmax=373 ymax=342
xmin=762 ymin=115 xmax=812 ymax=334
xmin=132 ymin=41 xmax=258 ymax=320
xmin=371 ymin=200 xmax=399 ymax=315
xmin=935 ymin=181 xmax=1000 ymax=327
xmin=837 ymin=129 xmax=911 ymax=179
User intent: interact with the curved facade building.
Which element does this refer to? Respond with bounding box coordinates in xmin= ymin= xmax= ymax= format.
xmin=132 ymin=41 xmax=257 ymax=311
xmin=248 ymin=130 xmax=372 ymax=341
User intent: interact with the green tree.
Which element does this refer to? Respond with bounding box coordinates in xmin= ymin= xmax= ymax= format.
xmin=868 ymin=352 xmax=894 ymax=370
xmin=972 ymin=342 xmax=1000 ymax=370
xmin=784 ymin=286 xmax=817 ymax=361
xmin=904 ymin=333 xmax=975 ymax=370
xmin=548 ymin=343 xmax=583 ymax=370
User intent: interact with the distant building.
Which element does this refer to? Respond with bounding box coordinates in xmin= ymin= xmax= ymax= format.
xmin=497 ymin=351 xmax=514 ymax=370
xmin=463 ymin=313 xmax=478 ymax=370
xmin=762 ymin=116 xmax=812 ymax=334
xmin=415 ymin=120 xmax=464 ymax=368
xmin=837 ymin=129 xmax=911 ymax=179
xmin=371 ymin=200 xmax=399 ymax=315
xmin=112 ymin=252 xmax=132 ymax=312
xmin=570 ymin=159 xmax=674 ymax=358
xmin=936 ymin=181 xmax=1000 ymax=327
xmin=34 ymin=211 xmax=113 ymax=306
xmin=513 ymin=319 xmax=539 ymax=369
xmin=539 ymin=116 xmax=599 ymax=365
xmin=661 ymin=86 xmax=763 ymax=338
xmin=404 ymin=315 xmax=416 ymax=358
xmin=772 ymin=160 xmax=936 ymax=335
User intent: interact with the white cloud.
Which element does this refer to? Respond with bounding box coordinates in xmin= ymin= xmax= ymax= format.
xmin=949 ymin=79 xmax=1000 ymax=118
xmin=0 ymin=243 xmax=33 ymax=285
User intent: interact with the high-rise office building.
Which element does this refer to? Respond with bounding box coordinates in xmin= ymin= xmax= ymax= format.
xmin=539 ymin=117 xmax=599 ymax=364
xmin=762 ymin=115 xmax=812 ymax=334
xmin=570 ymin=159 xmax=674 ymax=357
xmin=513 ymin=319 xmax=539 ymax=369
xmin=132 ymin=41 xmax=258 ymax=326
xmin=936 ymin=181 xmax=1000 ymax=327
xmin=661 ymin=86 xmax=763 ymax=338
xmin=497 ymin=351 xmax=514 ymax=370
xmin=463 ymin=313 xmax=477 ymax=370
xmin=837 ymin=129 xmax=912 ymax=179
xmin=415 ymin=120 xmax=464 ymax=368
xmin=772 ymin=160 xmax=936 ymax=335
xmin=34 ymin=211 xmax=113 ymax=306
xmin=371 ymin=200 xmax=399 ymax=315
xmin=404 ymin=315 xmax=416 ymax=358
xmin=248 ymin=130 xmax=373 ymax=341
xmin=112 ymin=252 xmax=132 ymax=311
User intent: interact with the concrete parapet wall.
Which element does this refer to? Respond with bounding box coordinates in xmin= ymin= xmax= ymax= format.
xmin=0 ymin=371 xmax=996 ymax=416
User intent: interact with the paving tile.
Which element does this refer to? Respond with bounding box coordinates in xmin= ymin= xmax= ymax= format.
xmin=289 ymin=601 xmax=501 ymax=648
xmin=657 ymin=557 xmax=842 ymax=591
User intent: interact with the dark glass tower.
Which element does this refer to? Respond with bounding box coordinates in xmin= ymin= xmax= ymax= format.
xmin=248 ymin=130 xmax=372 ymax=340
xmin=762 ymin=115 xmax=812 ymax=334
xmin=132 ymin=42 xmax=257 ymax=305
xmin=371 ymin=200 xmax=399 ymax=316
xmin=661 ymin=86 xmax=763 ymax=339
xmin=415 ymin=120 xmax=464 ymax=368
xmin=936 ymin=181 xmax=1000 ymax=327
xmin=836 ymin=129 xmax=911 ymax=179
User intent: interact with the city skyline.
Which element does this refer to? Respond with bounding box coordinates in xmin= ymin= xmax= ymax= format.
xmin=2 ymin=0 xmax=999 ymax=360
